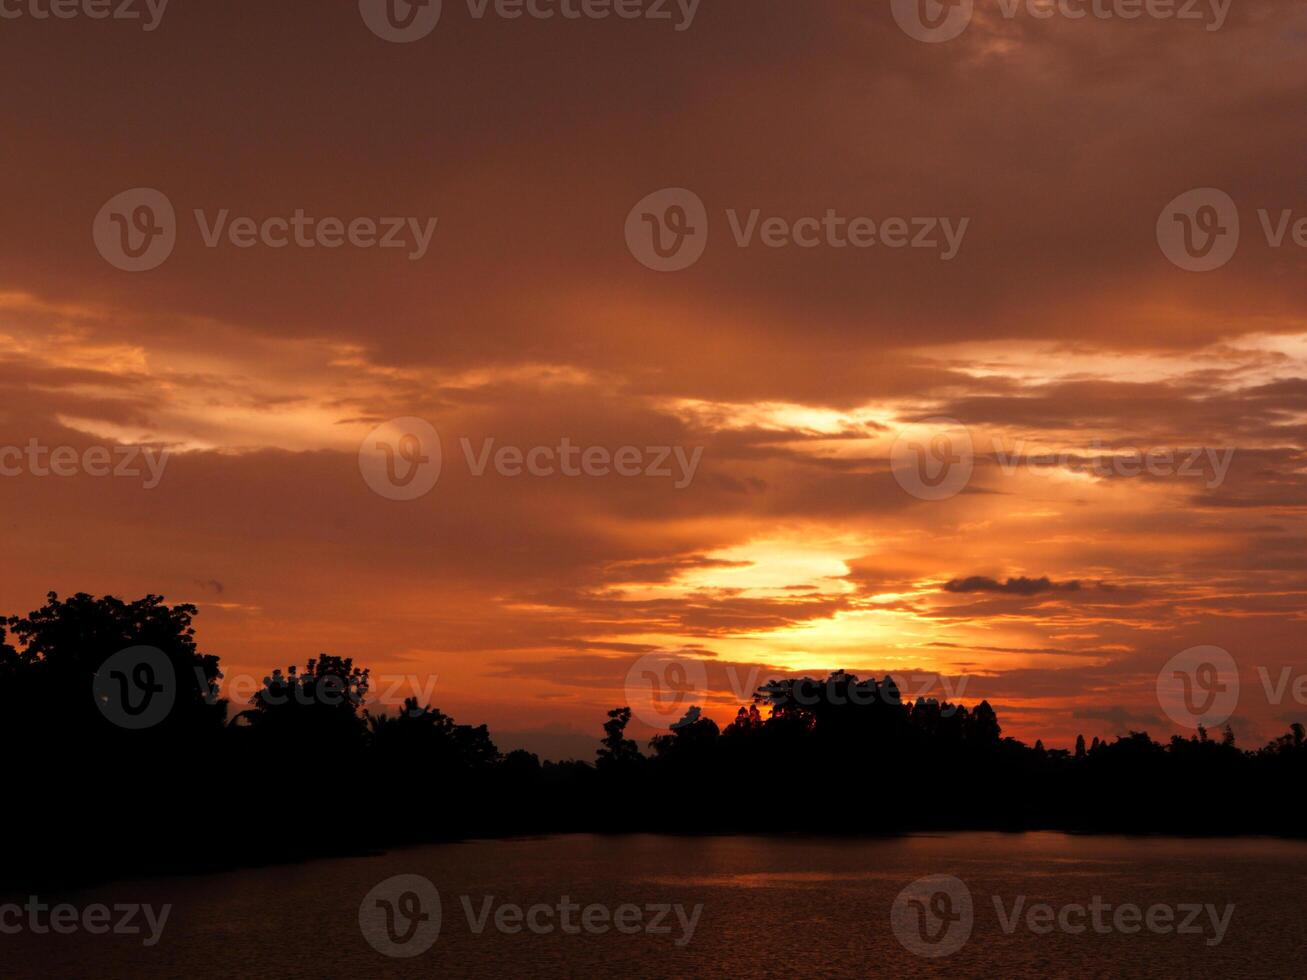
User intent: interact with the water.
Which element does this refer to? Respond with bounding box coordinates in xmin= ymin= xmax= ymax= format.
xmin=3 ymin=833 xmax=1303 ymax=978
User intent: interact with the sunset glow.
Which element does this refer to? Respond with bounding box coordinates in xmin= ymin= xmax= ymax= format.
xmin=2 ymin=1 xmax=1305 ymax=761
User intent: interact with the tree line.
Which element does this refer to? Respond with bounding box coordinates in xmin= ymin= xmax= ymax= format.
xmin=3 ymin=592 xmax=1304 ymax=889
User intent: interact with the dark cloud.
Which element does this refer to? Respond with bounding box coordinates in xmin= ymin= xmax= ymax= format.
xmin=0 ymin=0 xmax=1304 ymax=752
xmin=943 ymin=576 xmax=1084 ymax=596
xmin=1071 ymin=705 xmax=1164 ymax=731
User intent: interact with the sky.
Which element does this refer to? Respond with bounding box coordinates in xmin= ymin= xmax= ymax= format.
xmin=1 ymin=0 xmax=1305 ymax=757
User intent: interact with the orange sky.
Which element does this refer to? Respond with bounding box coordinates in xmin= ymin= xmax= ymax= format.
xmin=1 ymin=0 xmax=1305 ymax=757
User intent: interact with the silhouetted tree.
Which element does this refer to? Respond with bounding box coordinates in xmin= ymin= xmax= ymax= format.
xmin=367 ymin=697 xmax=498 ymax=770
xmin=597 ymin=707 xmax=642 ymax=769
xmin=236 ymin=654 xmax=370 ymax=746
xmin=1 ymin=593 xmax=227 ymax=886
xmin=650 ymin=707 xmax=720 ymax=760
xmin=7 ymin=593 xmax=1307 ymax=890
xmin=2 ymin=591 xmax=225 ymax=740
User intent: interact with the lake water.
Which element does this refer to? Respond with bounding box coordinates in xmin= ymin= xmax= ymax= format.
xmin=4 ymin=833 xmax=1304 ymax=977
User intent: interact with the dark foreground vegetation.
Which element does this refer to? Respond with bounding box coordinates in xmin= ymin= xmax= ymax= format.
xmin=3 ymin=593 xmax=1304 ymax=889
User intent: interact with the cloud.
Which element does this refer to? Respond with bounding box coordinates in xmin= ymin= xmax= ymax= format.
xmin=943 ymin=576 xmax=1084 ymax=596
xmin=1071 ymin=706 xmax=1164 ymax=731
xmin=0 ymin=0 xmax=1304 ymax=753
